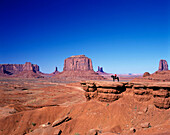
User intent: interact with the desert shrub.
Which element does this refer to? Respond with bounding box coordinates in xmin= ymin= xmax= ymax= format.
xmin=32 ymin=122 xmax=36 ymax=126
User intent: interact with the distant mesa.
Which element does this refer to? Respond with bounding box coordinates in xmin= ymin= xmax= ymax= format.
xmin=54 ymin=55 xmax=105 ymax=80
xmin=158 ymin=59 xmax=168 ymax=71
xmin=0 ymin=62 xmax=40 ymax=75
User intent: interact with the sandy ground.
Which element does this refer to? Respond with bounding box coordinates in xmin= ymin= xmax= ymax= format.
xmin=0 ymin=77 xmax=169 ymax=135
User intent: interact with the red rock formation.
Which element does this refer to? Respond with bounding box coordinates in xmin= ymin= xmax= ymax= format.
xmin=132 ymin=60 xmax=170 ymax=82
xmin=63 ymin=55 xmax=93 ymax=71
xmin=81 ymin=81 xmax=170 ymax=109
xmin=158 ymin=59 xmax=168 ymax=71
xmin=0 ymin=62 xmax=40 ymax=75
xmin=81 ymin=81 xmax=126 ymax=102
xmin=54 ymin=55 xmax=105 ymax=80
xmin=143 ymin=72 xmax=150 ymax=77
xmin=51 ymin=67 xmax=59 ymax=75
xmin=0 ymin=65 xmax=4 ymax=74
xmin=97 ymin=66 xmax=104 ymax=72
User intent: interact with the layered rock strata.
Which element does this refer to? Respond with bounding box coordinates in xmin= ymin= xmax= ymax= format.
xmin=81 ymin=81 xmax=127 ymax=102
xmin=64 ymin=55 xmax=93 ymax=71
xmin=81 ymin=81 xmax=170 ymax=109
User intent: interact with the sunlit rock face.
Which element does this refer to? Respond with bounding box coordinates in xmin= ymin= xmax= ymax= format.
xmin=63 ymin=55 xmax=93 ymax=71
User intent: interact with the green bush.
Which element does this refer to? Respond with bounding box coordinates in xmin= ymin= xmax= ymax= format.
xmin=32 ymin=122 xmax=36 ymax=126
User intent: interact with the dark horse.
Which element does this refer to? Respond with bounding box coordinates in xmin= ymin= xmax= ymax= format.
xmin=111 ymin=75 xmax=119 ymax=82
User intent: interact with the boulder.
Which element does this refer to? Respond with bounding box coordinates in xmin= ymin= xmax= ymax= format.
xmin=52 ymin=115 xmax=71 ymax=127
xmin=53 ymin=129 xmax=62 ymax=135
xmin=88 ymin=129 xmax=99 ymax=135
xmin=141 ymin=122 xmax=151 ymax=128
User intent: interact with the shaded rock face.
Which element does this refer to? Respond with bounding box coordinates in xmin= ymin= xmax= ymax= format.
xmin=0 ymin=62 xmax=40 ymax=75
xmin=158 ymin=60 xmax=168 ymax=71
xmin=81 ymin=81 xmax=170 ymax=109
xmin=98 ymin=66 xmax=104 ymax=72
xmin=63 ymin=55 xmax=93 ymax=71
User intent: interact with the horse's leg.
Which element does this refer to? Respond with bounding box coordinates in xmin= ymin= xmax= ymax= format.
xmin=113 ymin=76 xmax=115 ymax=82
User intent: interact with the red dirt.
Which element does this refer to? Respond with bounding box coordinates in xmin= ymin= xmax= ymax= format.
xmin=0 ymin=78 xmax=169 ymax=135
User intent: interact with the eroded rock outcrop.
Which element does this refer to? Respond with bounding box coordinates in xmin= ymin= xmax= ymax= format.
xmin=51 ymin=67 xmax=59 ymax=75
xmin=81 ymin=81 xmax=170 ymax=109
xmin=54 ymin=55 xmax=105 ymax=80
xmin=143 ymin=72 xmax=150 ymax=77
xmin=81 ymin=81 xmax=127 ymax=102
xmin=133 ymin=84 xmax=152 ymax=102
xmin=158 ymin=59 xmax=168 ymax=71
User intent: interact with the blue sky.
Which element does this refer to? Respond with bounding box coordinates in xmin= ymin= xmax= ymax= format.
xmin=0 ymin=0 xmax=169 ymax=74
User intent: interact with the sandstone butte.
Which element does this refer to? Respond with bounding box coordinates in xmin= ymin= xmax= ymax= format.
xmin=158 ymin=59 xmax=168 ymax=71
xmin=53 ymin=55 xmax=105 ymax=80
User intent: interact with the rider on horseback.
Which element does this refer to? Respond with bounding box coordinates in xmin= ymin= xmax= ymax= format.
xmin=111 ymin=74 xmax=119 ymax=82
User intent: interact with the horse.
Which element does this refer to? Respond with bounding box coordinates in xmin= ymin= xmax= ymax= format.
xmin=111 ymin=75 xmax=119 ymax=82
